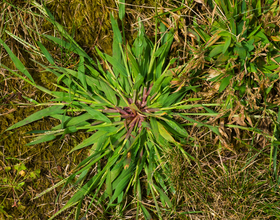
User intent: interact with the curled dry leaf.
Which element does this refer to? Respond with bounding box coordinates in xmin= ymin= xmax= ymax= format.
xmin=19 ymin=170 xmax=26 ymax=177
xmin=193 ymin=0 xmax=205 ymax=5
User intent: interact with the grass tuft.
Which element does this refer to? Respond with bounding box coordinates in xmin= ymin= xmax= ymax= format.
xmin=0 ymin=0 xmax=280 ymax=219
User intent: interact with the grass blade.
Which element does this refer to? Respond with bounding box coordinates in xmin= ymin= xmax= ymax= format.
xmin=0 ymin=39 xmax=35 ymax=83
xmin=110 ymin=13 xmax=122 ymax=44
xmin=118 ymin=0 xmax=125 ymax=21
xmin=78 ymin=56 xmax=87 ymax=90
xmin=6 ymin=105 xmax=64 ymax=131
xmin=69 ymin=130 xmax=108 ymax=153
xmin=37 ymin=41 xmax=55 ymax=65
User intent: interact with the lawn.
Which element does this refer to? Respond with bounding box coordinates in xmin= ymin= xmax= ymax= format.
xmin=0 ymin=0 xmax=279 ymax=219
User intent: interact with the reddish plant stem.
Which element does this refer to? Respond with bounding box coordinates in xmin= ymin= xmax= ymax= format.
xmin=102 ymin=108 xmax=119 ymax=113
xmin=125 ymin=116 xmax=139 ymax=139
xmin=116 ymin=106 xmax=129 ymax=115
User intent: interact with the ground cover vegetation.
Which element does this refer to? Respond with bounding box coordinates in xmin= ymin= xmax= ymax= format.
xmin=0 ymin=0 xmax=280 ymax=219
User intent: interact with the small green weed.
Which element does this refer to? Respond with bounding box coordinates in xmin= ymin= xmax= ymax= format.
xmin=0 ymin=153 xmax=40 ymax=219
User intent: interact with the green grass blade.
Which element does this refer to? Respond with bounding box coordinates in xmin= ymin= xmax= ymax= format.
xmin=43 ymin=34 xmax=90 ymax=59
xmin=105 ymin=170 xmax=113 ymax=198
xmin=133 ymin=74 xmax=144 ymax=91
xmin=85 ymin=64 xmax=99 ymax=77
xmin=104 ymin=54 xmax=128 ymax=77
xmin=223 ymin=36 xmax=231 ymax=54
xmin=160 ymin=86 xmax=195 ymax=107
xmin=160 ymin=117 xmax=189 ymax=138
xmin=140 ymin=204 xmax=152 ymax=220
xmin=153 ymin=184 xmax=172 ymax=208
xmin=0 ymin=39 xmax=35 ymax=83
xmin=6 ymin=105 xmax=64 ymax=131
xmin=234 ymin=45 xmax=247 ymax=59
xmin=209 ymin=45 xmax=224 ymax=58
xmin=81 ymin=104 xmax=111 ymax=123
xmin=150 ymin=118 xmax=160 ymax=140
xmin=37 ymin=41 xmax=55 ymax=65
xmin=53 ymin=113 xmax=92 ymax=130
xmin=157 ymin=121 xmax=176 ymax=143
xmin=78 ymin=56 xmax=87 ymax=90
xmin=230 ymin=18 xmax=236 ymax=35
xmin=99 ymin=80 xmax=118 ymax=106
xmin=178 ymin=114 xmax=220 ymax=135
xmin=108 ymin=172 xmax=131 ymax=206
xmin=69 ymin=130 xmax=108 ymax=153
xmin=118 ymin=0 xmax=125 ymax=21
xmin=127 ymin=44 xmax=141 ymax=79
xmin=27 ymin=134 xmax=56 ymax=146
xmin=150 ymin=71 xmax=172 ymax=96
xmin=133 ymin=18 xmax=145 ymax=60
xmin=110 ymin=13 xmax=122 ymax=44
xmin=219 ymin=75 xmax=233 ymax=92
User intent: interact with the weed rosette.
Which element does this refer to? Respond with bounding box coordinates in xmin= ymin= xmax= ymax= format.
xmin=0 ymin=3 xmax=217 ymax=219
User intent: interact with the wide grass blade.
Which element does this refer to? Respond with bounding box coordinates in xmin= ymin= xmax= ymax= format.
xmin=53 ymin=113 xmax=92 ymax=130
xmin=43 ymin=34 xmax=91 ymax=60
xmin=153 ymin=184 xmax=172 ymax=208
xmin=104 ymin=53 xmax=128 ymax=77
xmin=157 ymin=121 xmax=176 ymax=143
xmin=69 ymin=130 xmax=108 ymax=153
xmin=6 ymin=105 xmax=64 ymax=131
xmin=110 ymin=13 xmax=122 ymax=44
xmin=118 ymin=0 xmax=125 ymax=21
xmin=81 ymin=104 xmax=111 ymax=123
xmin=78 ymin=56 xmax=87 ymax=90
xmin=108 ymin=171 xmax=132 ymax=206
xmin=219 ymin=75 xmax=233 ymax=92
xmin=27 ymin=134 xmax=56 ymax=146
xmin=160 ymin=117 xmax=189 ymax=138
xmin=0 ymin=39 xmax=35 ymax=83
xmin=37 ymin=41 xmax=55 ymax=65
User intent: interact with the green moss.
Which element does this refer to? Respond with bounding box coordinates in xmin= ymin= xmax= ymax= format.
xmin=45 ymin=0 xmax=116 ymax=56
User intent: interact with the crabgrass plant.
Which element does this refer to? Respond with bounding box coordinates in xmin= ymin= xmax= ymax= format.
xmin=0 ymin=2 xmax=221 ymax=219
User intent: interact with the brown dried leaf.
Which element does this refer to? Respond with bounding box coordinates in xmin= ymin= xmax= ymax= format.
xmin=246 ymin=115 xmax=253 ymax=127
